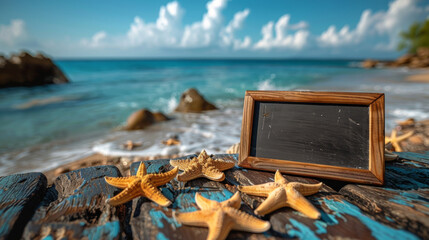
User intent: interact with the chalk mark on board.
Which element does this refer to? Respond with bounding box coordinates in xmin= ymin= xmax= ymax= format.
xmin=348 ymin=118 xmax=360 ymax=126
xmin=262 ymin=105 xmax=271 ymax=131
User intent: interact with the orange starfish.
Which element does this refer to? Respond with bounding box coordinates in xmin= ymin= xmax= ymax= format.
xmin=385 ymin=129 xmax=414 ymax=152
xmin=238 ymin=170 xmax=322 ymax=219
xmin=162 ymin=138 xmax=181 ymax=146
xmin=170 ymin=150 xmax=235 ymax=182
xmin=105 ymin=162 xmax=178 ymax=206
xmin=122 ymin=140 xmax=142 ymax=150
xmin=174 ymin=192 xmax=270 ymax=240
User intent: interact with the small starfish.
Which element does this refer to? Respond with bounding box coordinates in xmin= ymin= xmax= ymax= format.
xmin=238 ymin=170 xmax=322 ymax=219
xmin=122 ymin=140 xmax=142 ymax=150
xmin=162 ymin=138 xmax=181 ymax=146
xmin=174 ymin=192 xmax=270 ymax=240
xmin=170 ymin=150 xmax=235 ymax=182
xmin=105 ymin=162 xmax=178 ymax=206
xmin=385 ymin=129 xmax=414 ymax=152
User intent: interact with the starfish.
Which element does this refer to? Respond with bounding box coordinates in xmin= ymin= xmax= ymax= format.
xmin=162 ymin=138 xmax=181 ymax=146
xmin=174 ymin=192 xmax=270 ymax=240
xmin=105 ymin=162 xmax=178 ymax=206
xmin=238 ymin=170 xmax=322 ymax=219
xmin=385 ymin=129 xmax=414 ymax=152
xmin=122 ymin=140 xmax=142 ymax=150
xmin=170 ymin=150 xmax=235 ymax=182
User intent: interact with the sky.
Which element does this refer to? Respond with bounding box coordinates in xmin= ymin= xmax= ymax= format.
xmin=0 ymin=0 xmax=428 ymax=59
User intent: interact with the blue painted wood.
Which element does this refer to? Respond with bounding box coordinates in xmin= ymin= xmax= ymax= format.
xmin=339 ymin=156 xmax=429 ymax=239
xmin=4 ymin=153 xmax=422 ymax=239
xmin=0 ymin=172 xmax=47 ymax=240
xmin=385 ymin=155 xmax=429 ymax=190
xmin=126 ymin=154 xmax=420 ymax=240
xmin=230 ymin=166 xmax=419 ymax=240
xmin=396 ymin=151 xmax=429 ymax=164
xmin=22 ymin=166 xmax=124 ymax=240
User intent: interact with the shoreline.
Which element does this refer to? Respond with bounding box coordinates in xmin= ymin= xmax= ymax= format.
xmin=406 ymin=69 xmax=429 ymax=83
xmin=42 ymin=117 xmax=428 ymax=185
xmin=1 ymin=67 xmax=429 ymax=177
xmin=42 ymin=153 xmax=187 ymax=185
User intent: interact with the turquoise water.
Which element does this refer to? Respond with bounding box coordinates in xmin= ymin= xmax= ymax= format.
xmin=0 ymin=59 xmax=428 ymax=174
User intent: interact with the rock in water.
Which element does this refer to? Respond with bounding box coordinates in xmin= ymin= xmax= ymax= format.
xmin=153 ymin=112 xmax=169 ymax=122
xmin=0 ymin=51 xmax=69 ymax=88
xmin=123 ymin=109 xmax=155 ymax=130
xmin=122 ymin=109 xmax=169 ymax=130
xmin=362 ymin=59 xmax=379 ymax=68
xmin=394 ymin=54 xmax=415 ymax=66
xmin=175 ymin=88 xmax=217 ymax=113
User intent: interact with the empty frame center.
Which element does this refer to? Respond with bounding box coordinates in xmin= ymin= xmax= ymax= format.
xmin=250 ymin=101 xmax=369 ymax=169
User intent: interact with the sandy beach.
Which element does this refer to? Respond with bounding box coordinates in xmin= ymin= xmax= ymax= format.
xmin=407 ymin=70 xmax=429 ymax=83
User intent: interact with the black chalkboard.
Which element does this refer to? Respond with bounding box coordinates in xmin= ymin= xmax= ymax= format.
xmin=250 ymin=102 xmax=369 ymax=169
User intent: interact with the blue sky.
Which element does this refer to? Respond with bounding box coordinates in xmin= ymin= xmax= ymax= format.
xmin=1 ymin=0 xmax=428 ymax=59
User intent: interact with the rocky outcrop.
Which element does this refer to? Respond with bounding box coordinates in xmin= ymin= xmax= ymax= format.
xmin=122 ymin=109 xmax=169 ymax=131
xmin=0 ymin=51 xmax=69 ymax=88
xmin=363 ymin=47 xmax=429 ymax=69
xmin=174 ymin=88 xmax=217 ymax=113
xmin=153 ymin=112 xmax=170 ymax=122
xmin=362 ymin=59 xmax=379 ymax=68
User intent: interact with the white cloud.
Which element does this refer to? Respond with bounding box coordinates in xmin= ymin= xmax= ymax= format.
xmin=319 ymin=25 xmax=355 ymax=46
xmin=234 ymin=36 xmax=252 ymax=50
xmin=221 ymin=9 xmax=252 ymax=49
xmin=318 ymin=0 xmax=429 ymax=49
xmin=0 ymin=19 xmax=26 ymax=46
xmin=254 ymin=15 xmax=310 ymax=50
xmin=82 ymin=0 xmax=251 ymax=51
xmin=81 ymin=31 xmax=107 ymax=48
xmin=289 ymin=21 xmax=309 ymax=30
xmin=181 ymin=0 xmax=228 ymax=48
xmin=126 ymin=1 xmax=184 ymax=47
xmin=77 ymin=0 xmax=428 ymax=56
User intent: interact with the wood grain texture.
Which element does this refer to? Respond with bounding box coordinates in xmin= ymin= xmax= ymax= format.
xmin=239 ymin=95 xmax=254 ymax=165
xmin=368 ymin=94 xmax=385 ymax=184
xmin=225 ymin=167 xmax=418 ymax=240
xmin=128 ymin=155 xmax=276 ymax=240
xmin=22 ymin=166 xmax=124 ymax=240
xmin=239 ymin=157 xmax=381 ymax=184
xmin=126 ymin=154 xmax=418 ymax=240
xmin=246 ymin=91 xmax=382 ymax=105
xmin=340 ymin=155 xmax=429 ymax=239
xmin=239 ymin=91 xmax=385 ymax=185
xmin=0 ymin=172 xmax=47 ymax=240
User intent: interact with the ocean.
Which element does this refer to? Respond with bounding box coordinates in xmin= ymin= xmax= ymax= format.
xmin=0 ymin=59 xmax=428 ymax=175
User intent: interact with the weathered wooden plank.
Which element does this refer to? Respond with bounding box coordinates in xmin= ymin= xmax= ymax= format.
xmin=385 ymin=154 xmax=429 ymax=190
xmin=340 ymin=155 xmax=429 ymax=239
xmin=128 ymin=154 xmax=418 ymax=240
xmin=129 ymin=154 xmax=286 ymax=239
xmin=226 ymin=162 xmax=419 ymax=240
xmin=0 ymin=172 xmax=47 ymax=240
xmin=22 ymin=166 xmax=125 ymax=240
xmin=396 ymin=151 xmax=429 ymax=164
xmin=340 ymin=185 xmax=429 ymax=239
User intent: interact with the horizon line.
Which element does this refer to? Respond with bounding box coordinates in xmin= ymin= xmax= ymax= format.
xmin=53 ymin=57 xmax=394 ymax=61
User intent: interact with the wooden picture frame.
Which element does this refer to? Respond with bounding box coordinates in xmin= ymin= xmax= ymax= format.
xmin=239 ymin=91 xmax=385 ymax=185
